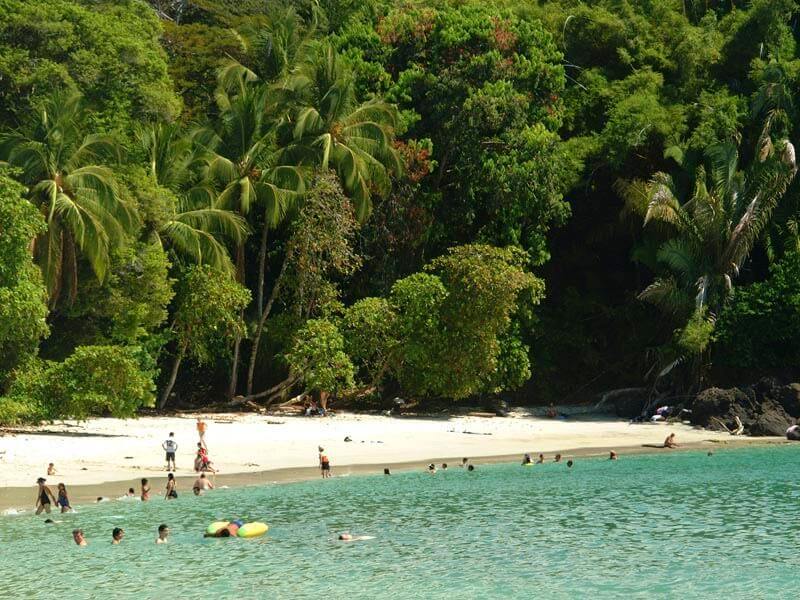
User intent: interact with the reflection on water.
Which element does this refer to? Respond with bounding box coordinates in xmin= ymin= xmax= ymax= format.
xmin=1 ymin=446 xmax=799 ymax=599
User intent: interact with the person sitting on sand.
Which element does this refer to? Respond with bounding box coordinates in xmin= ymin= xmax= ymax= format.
xmin=664 ymin=433 xmax=678 ymax=448
xmin=156 ymin=524 xmax=170 ymax=544
xmin=522 ymin=453 xmax=533 ymax=465
xmin=554 ymin=454 xmax=562 ymax=463
xmin=165 ymin=473 xmax=177 ymax=500
xmin=112 ymin=527 xmax=124 ymax=545
xmin=141 ymin=478 xmax=151 ymax=502
xmin=319 ymin=447 xmax=331 ymax=479
xmin=546 ymin=403 xmax=557 ymax=419
xmin=195 ymin=442 xmax=216 ymax=473
xmin=609 ymin=451 xmax=618 ymax=460
xmin=56 ymin=483 xmax=72 ymax=513
xmin=73 ymin=529 xmax=87 ymax=546
xmin=47 ymin=463 xmax=56 ymax=476
xmin=35 ymin=478 xmax=56 ymax=515
xmin=536 ymin=454 xmax=545 ymax=464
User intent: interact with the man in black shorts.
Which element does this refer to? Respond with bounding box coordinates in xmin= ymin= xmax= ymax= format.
xmin=162 ymin=432 xmax=178 ymax=470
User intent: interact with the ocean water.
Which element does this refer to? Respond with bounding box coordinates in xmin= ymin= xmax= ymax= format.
xmin=2 ymin=446 xmax=799 ymax=599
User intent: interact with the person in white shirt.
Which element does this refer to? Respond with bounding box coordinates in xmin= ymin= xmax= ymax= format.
xmin=162 ymin=432 xmax=178 ymax=470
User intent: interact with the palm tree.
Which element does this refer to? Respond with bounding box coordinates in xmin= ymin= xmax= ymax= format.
xmin=137 ymin=122 xmax=249 ymax=275
xmin=619 ymin=138 xmax=797 ymax=381
xmin=0 ymin=91 xmax=137 ymax=306
xmin=276 ymin=43 xmax=401 ymax=221
xmin=197 ymin=79 xmax=304 ymax=398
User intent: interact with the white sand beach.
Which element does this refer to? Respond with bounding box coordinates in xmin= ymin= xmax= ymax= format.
xmin=0 ymin=411 xmax=751 ymax=491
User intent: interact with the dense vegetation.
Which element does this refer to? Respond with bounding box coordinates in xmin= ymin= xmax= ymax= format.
xmin=2 ymin=0 xmax=800 ymax=422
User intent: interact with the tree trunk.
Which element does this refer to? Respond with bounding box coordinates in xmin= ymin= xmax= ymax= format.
xmin=228 ymin=325 xmax=242 ymax=399
xmin=228 ymin=244 xmax=246 ymax=399
xmin=160 ymin=349 xmax=184 ymax=410
xmin=245 ymin=254 xmax=290 ymax=396
xmin=256 ymin=223 xmax=269 ymax=320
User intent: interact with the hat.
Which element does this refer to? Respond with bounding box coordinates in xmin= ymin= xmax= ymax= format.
xmin=36 ymin=477 xmax=46 ymax=483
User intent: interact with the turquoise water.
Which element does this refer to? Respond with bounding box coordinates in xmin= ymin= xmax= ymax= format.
xmin=2 ymin=446 xmax=800 ymax=599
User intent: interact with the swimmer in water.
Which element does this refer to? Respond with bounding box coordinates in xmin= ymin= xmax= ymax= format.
xmin=165 ymin=473 xmax=177 ymax=500
xmin=383 ymin=468 xmax=391 ymax=475
xmin=609 ymin=451 xmax=618 ymax=460
xmin=125 ymin=488 xmax=136 ymax=497
xmin=461 ymin=458 xmax=469 ymax=468
xmin=156 ymin=524 xmax=169 ymax=544
xmin=204 ymin=519 xmax=243 ymax=538
xmin=554 ymin=454 xmax=562 ymax=463
xmin=441 ymin=463 xmax=448 ymax=470
xmin=567 ymin=460 xmax=574 ymax=468
xmin=467 ymin=464 xmax=475 ymax=471
xmin=522 ymin=453 xmax=533 ymax=465
xmin=536 ymin=454 xmax=545 ymax=464
xmin=73 ymin=529 xmax=87 ymax=546
xmin=112 ymin=527 xmax=124 ymax=545
xmin=141 ymin=478 xmax=151 ymax=501
xmin=193 ymin=473 xmax=215 ymax=492
xmin=56 ymin=483 xmax=72 ymax=513
xmin=427 ymin=463 xmax=436 ymax=474
xmin=338 ymin=533 xmax=374 ymax=542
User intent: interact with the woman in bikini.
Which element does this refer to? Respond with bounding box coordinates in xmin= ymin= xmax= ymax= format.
xmin=141 ymin=478 xmax=151 ymax=501
xmin=56 ymin=483 xmax=72 ymax=513
xmin=165 ymin=473 xmax=178 ymax=500
xmin=35 ymin=478 xmax=56 ymax=515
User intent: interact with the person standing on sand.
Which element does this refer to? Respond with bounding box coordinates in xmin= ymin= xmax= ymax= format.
xmin=72 ymin=529 xmax=87 ymax=546
xmin=319 ymin=446 xmax=331 ymax=478
xmin=197 ymin=418 xmax=207 ymax=448
xmin=664 ymin=433 xmax=678 ymax=448
xmin=165 ymin=473 xmax=178 ymax=499
xmin=47 ymin=463 xmax=56 ymax=476
xmin=141 ymin=478 xmax=151 ymax=501
xmin=35 ymin=478 xmax=56 ymax=515
xmin=163 ymin=432 xmax=178 ymax=470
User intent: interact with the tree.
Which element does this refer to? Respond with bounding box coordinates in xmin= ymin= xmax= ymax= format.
xmin=278 ymin=43 xmax=401 ymax=221
xmin=160 ymin=265 xmax=251 ymax=408
xmin=0 ymin=172 xmax=49 ymax=388
xmin=285 ymin=318 xmax=355 ymax=396
xmin=245 ymin=171 xmax=360 ymax=397
xmin=621 ymin=139 xmax=797 ymax=382
xmin=0 ymin=91 xmax=138 ymax=305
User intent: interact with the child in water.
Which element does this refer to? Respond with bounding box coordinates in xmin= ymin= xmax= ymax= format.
xmin=56 ymin=483 xmax=72 ymax=513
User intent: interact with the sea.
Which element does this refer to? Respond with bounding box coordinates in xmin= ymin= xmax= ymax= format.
xmin=1 ymin=446 xmax=798 ymax=599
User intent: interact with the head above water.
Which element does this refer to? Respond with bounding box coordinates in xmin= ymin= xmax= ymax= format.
xmin=112 ymin=527 xmax=124 ymax=540
xmin=467 ymin=465 xmax=475 ymax=471
xmin=158 ymin=524 xmax=169 ymax=535
xmin=384 ymin=468 xmax=390 ymax=475
xmin=567 ymin=460 xmax=574 ymax=468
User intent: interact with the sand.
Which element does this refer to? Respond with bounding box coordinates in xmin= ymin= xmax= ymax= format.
xmin=0 ymin=411 xmax=781 ymax=511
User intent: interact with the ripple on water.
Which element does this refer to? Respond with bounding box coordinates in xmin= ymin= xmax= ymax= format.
xmin=1 ymin=446 xmax=800 ymax=599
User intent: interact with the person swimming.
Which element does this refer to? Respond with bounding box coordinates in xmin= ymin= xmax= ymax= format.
xmin=204 ymin=519 xmax=243 ymax=538
xmin=112 ymin=527 xmax=124 ymax=545
xmin=522 ymin=453 xmax=532 ymax=465
xmin=536 ymin=454 xmax=545 ymax=464
xmin=156 ymin=524 xmax=170 ymax=544
xmin=338 ymin=533 xmax=374 ymax=542
xmin=467 ymin=465 xmax=475 ymax=471
xmin=141 ymin=478 xmax=151 ymax=501
xmin=165 ymin=473 xmax=178 ymax=499
xmin=609 ymin=451 xmax=618 ymax=460
xmin=427 ymin=463 xmax=436 ymax=474
xmin=383 ymin=468 xmax=391 ymax=475
xmin=567 ymin=460 xmax=574 ymax=468
xmin=72 ymin=529 xmax=87 ymax=546
xmin=554 ymin=454 xmax=562 ymax=463
xmin=461 ymin=458 xmax=469 ymax=468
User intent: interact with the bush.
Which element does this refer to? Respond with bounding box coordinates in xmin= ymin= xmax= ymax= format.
xmin=7 ymin=345 xmax=155 ymax=422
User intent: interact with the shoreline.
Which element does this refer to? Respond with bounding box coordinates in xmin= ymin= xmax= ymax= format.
xmin=0 ymin=433 xmax=784 ymax=513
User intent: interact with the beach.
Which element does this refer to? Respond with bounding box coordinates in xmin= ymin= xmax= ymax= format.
xmin=0 ymin=410 xmax=779 ymax=510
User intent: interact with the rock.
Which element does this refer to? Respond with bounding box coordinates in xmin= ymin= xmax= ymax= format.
xmin=777 ymin=383 xmax=800 ymax=418
xmin=691 ymin=384 xmax=793 ymax=436
xmin=596 ymin=387 xmax=649 ymax=418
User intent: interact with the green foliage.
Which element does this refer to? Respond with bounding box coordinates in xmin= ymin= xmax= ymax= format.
xmin=6 ymin=345 xmax=155 ymax=422
xmin=172 ymin=265 xmax=251 ymax=364
xmin=0 ymin=172 xmax=49 ymax=386
xmin=340 ymin=297 xmax=398 ymax=384
xmin=0 ymin=0 xmax=181 ymax=129
xmin=715 ymin=251 xmax=800 ymax=369
xmin=285 ymin=318 xmax=355 ymax=393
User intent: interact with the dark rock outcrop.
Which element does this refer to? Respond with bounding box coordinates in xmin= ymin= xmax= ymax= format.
xmin=691 ymin=378 xmax=797 ymax=436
